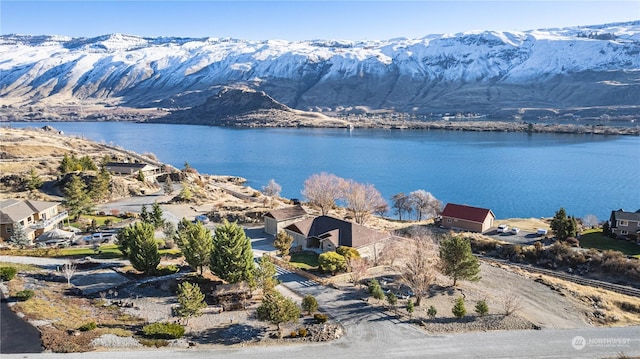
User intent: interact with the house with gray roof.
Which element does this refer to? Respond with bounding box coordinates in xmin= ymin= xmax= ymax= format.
xmin=609 ymin=209 xmax=640 ymax=241
xmin=283 ymin=215 xmax=393 ymax=258
xmin=0 ymin=199 xmax=68 ymax=243
xmin=263 ymin=206 xmax=309 ymax=235
xmin=105 ymin=162 xmax=161 ymax=180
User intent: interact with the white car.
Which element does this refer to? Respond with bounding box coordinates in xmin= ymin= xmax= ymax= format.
xmin=510 ymin=227 xmax=520 ymax=234
xmin=497 ymin=224 xmax=509 ymax=233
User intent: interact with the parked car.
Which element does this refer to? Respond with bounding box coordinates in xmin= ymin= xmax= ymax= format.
xmin=194 ymin=215 xmax=210 ymax=224
xmin=497 ymin=224 xmax=509 ymax=233
xmin=510 ymin=227 xmax=520 ymax=234
xmin=537 ymin=228 xmax=548 ymax=236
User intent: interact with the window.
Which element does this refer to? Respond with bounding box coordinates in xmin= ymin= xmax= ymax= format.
xmin=621 ymin=230 xmax=628 ymax=235
xmin=447 ymin=219 xmax=452 ymax=223
xmin=618 ymin=220 xmax=628 ymax=227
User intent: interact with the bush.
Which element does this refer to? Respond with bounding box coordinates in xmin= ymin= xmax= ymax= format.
xmin=368 ymin=279 xmax=385 ymax=300
xmin=155 ymin=264 xmax=180 ymax=276
xmin=298 ymin=327 xmax=307 ymax=337
xmin=452 ymin=297 xmax=466 ymax=319
xmin=142 ymin=322 xmax=185 ymax=339
xmin=290 ymin=331 xmax=298 ymax=338
xmin=0 ymin=266 xmax=17 ymax=281
xmin=15 ymin=289 xmax=35 ymax=301
xmin=139 ymin=338 xmax=169 ymax=347
xmin=313 ymin=313 xmax=328 ymax=323
xmin=78 ymin=321 xmax=97 ymax=331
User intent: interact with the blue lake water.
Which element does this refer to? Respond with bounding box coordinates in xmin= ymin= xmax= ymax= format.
xmin=9 ymin=122 xmax=640 ymax=221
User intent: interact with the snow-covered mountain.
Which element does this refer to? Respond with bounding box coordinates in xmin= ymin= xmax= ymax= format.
xmin=1 ymin=21 xmax=639 ymax=117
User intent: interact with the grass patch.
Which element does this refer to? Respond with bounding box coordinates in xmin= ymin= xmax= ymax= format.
xmin=0 ymin=262 xmax=43 ymax=273
xmin=290 ymin=251 xmax=320 ymax=270
xmin=580 ymin=229 xmax=640 ymax=258
xmin=14 ymin=289 xmax=92 ymax=329
xmin=56 ymin=244 xmax=124 ymax=259
xmin=70 ymin=214 xmax=122 ymax=228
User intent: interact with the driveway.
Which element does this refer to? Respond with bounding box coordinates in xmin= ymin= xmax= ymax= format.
xmin=485 ymin=229 xmax=544 ymax=245
xmin=0 ymin=290 xmax=42 ymax=354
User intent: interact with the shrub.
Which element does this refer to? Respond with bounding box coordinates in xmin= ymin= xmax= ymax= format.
xmin=139 ymin=338 xmax=169 ymax=347
xmin=427 ymin=305 xmax=437 ymax=320
xmin=0 ymin=266 xmax=18 ymax=281
xmin=452 ymin=297 xmax=466 ymax=319
xmin=142 ymin=322 xmax=185 ymax=339
xmin=78 ymin=321 xmax=97 ymax=331
xmin=475 ymin=300 xmax=489 ymax=317
xmin=313 ymin=313 xmax=328 ymax=323
xmin=15 ymin=289 xmax=35 ymax=301
xmin=156 ymin=264 xmax=180 ymax=276
xmin=368 ymin=279 xmax=385 ymax=300
xmin=290 ymin=331 xmax=298 ymax=338
xmin=298 ymin=327 xmax=307 ymax=337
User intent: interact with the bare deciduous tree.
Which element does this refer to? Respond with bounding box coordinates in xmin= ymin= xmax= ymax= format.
xmin=61 ymin=261 xmax=77 ymax=288
xmin=347 ymin=257 xmax=371 ymax=288
xmin=502 ymin=286 xmax=523 ymax=316
xmin=262 ymin=179 xmax=282 ymax=197
xmin=398 ymin=235 xmax=439 ymax=306
xmin=409 ymin=190 xmax=442 ymax=221
xmin=391 ymin=193 xmax=412 ymax=221
xmin=301 ymin=172 xmax=342 ymax=215
xmin=342 ymin=180 xmax=386 ymax=225
xmin=582 ymin=214 xmax=598 ymax=229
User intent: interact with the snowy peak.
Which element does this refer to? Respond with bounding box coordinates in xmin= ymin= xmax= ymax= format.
xmin=0 ymin=21 xmax=639 ymax=118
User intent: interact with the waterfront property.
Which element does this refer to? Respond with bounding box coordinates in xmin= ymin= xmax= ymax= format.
xmin=283 ymin=215 xmax=393 ymax=258
xmin=263 ymin=206 xmax=309 ymax=236
xmin=440 ymin=203 xmax=495 ymax=233
xmin=0 ymin=199 xmax=68 ymax=243
xmin=105 ymin=162 xmax=161 ymax=180
xmin=608 ymin=209 xmax=640 ymax=241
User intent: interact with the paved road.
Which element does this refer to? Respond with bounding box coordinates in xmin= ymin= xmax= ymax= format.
xmin=0 ymin=291 xmax=43 ymax=354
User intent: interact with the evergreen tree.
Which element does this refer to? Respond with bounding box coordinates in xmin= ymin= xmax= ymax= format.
xmin=63 ymin=174 xmax=93 ymax=220
xmin=256 ymin=290 xmax=301 ymax=336
xmin=406 ymin=299 xmax=415 ymax=319
xmin=336 ymin=246 xmax=361 ymax=260
xmin=136 ymin=170 xmax=145 ymax=182
xmin=90 ymin=167 xmax=111 ymax=202
xmin=163 ymin=176 xmax=174 ymax=195
xmin=8 ymin=222 xmax=30 ymax=248
xmin=368 ymin=279 xmax=385 ymax=300
xmin=301 ymin=294 xmax=319 ymax=315
xmin=26 ymin=168 xmax=43 ymax=190
xmin=452 ymin=296 xmax=466 ymax=319
xmin=79 ymin=155 xmax=97 ymax=171
xmin=210 ymin=219 xmax=254 ymax=283
xmin=386 ymin=292 xmax=398 ymax=314
xmin=427 ymin=305 xmax=437 ymax=319
xmin=58 ymin=154 xmax=74 ymax=174
xmin=273 ymin=230 xmax=294 ymax=258
xmin=151 ymin=202 xmax=165 ymax=229
xmin=439 ymin=235 xmax=481 ymax=286
xmin=175 ymin=220 xmax=213 ymax=275
xmin=176 ymin=282 xmax=207 ymax=324
xmin=255 ymin=256 xmax=278 ymax=292
xmin=139 ymin=205 xmax=151 ymax=224
xmin=475 ymin=299 xmax=489 ymax=317
xmin=126 ymin=222 xmax=160 ymax=275
xmin=179 ymin=182 xmax=192 ymax=201
xmin=550 ymin=207 xmax=576 ymax=240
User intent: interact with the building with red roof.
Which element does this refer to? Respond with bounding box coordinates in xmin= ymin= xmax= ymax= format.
xmin=441 ymin=203 xmax=495 ymax=233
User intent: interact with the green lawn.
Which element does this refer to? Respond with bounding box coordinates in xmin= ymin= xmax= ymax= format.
xmin=56 ymin=244 xmax=181 ymax=259
xmin=70 ymin=214 xmax=123 ymax=229
xmin=580 ymin=229 xmax=640 ymax=258
xmin=289 ymin=251 xmax=319 ymax=270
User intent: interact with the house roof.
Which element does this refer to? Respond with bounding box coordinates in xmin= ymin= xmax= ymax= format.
xmin=611 ymin=210 xmax=640 ymax=222
xmin=285 ymin=215 xmax=390 ymax=248
xmin=105 ymin=162 xmax=157 ymax=170
xmin=264 ymin=206 xmax=308 ymax=221
xmin=0 ymin=199 xmax=60 ymax=224
xmin=441 ymin=203 xmax=495 ymax=223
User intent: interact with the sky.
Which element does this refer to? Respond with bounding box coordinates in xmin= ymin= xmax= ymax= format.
xmin=1 ymin=1 xmax=638 ymax=41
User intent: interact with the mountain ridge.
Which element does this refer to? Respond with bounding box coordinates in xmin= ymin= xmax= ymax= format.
xmin=1 ymin=21 xmax=639 ymax=121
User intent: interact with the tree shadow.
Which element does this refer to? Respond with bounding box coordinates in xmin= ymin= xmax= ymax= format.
xmin=188 ymin=323 xmax=267 ymax=345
